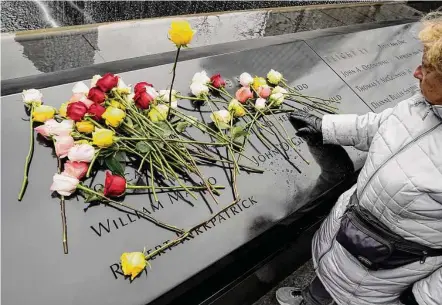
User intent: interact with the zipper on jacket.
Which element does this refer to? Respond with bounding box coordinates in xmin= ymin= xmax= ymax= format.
xmin=359 ymin=123 xmax=442 ymax=199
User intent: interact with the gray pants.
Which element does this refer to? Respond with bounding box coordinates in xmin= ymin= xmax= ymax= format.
xmin=301 ymin=277 xmax=334 ymax=305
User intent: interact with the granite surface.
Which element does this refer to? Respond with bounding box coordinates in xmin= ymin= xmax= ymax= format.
xmin=1 ymin=1 xmax=376 ymax=32
xmin=1 ymin=2 xmax=421 ymax=81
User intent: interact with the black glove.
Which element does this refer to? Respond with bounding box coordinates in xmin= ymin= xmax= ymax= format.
xmin=289 ymin=111 xmax=323 ymax=144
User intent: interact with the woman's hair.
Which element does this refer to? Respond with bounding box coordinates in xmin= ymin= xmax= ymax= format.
xmin=419 ymin=11 xmax=442 ymax=74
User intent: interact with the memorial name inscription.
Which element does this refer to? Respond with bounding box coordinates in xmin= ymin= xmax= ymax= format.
xmin=307 ymin=23 xmax=422 ymax=113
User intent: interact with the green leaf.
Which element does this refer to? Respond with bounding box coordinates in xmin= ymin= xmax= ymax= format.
xmin=155 ymin=122 xmax=173 ymax=137
xmin=124 ymin=116 xmax=134 ymax=128
xmin=176 ymin=121 xmax=191 ymax=133
xmin=84 ymin=192 xmax=102 ymax=203
xmin=231 ymin=126 xmax=249 ymax=139
xmin=105 ymin=155 xmax=125 ymax=176
xmin=136 ymin=141 xmax=152 ymax=154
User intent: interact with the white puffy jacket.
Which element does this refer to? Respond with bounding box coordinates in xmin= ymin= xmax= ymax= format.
xmin=312 ymin=93 xmax=442 ymax=305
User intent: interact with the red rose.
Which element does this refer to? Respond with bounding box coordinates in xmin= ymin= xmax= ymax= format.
xmin=88 ymin=103 xmax=106 ymax=120
xmin=134 ymin=91 xmax=153 ymax=109
xmin=67 ymin=101 xmax=88 ymax=121
xmin=134 ymin=81 xmax=153 ymax=94
xmin=87 ymin=87 xmax=106 ymax=104
xmin=103 ymin=172 xmax=126 ymax=197
xmin=210 ymin=74 xmax=226 ymax=89
xmin=96 ymin=73 xmax=119 ymax=92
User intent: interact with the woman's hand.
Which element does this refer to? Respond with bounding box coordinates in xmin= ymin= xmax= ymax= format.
xmin=289 ymin=111 xmax=323 ymax=144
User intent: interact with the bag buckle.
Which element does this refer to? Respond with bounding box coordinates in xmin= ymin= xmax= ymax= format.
xmin=420 ymin=251 xmax=428 ymax=264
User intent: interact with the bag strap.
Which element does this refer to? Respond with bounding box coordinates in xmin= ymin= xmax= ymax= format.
xmin=349 ymin=191 xmax=442 ymax=258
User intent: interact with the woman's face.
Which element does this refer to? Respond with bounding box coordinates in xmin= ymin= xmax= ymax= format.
xmin=413 ymin=54 xmax=442 ymax=105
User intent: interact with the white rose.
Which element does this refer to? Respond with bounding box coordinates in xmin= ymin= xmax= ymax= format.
xmin=255 ymin=98 xmax=267 ymax=110
xmin=267 ymin=69 xmax=283 ymax=85
xmin=210 ymin=109 xmax=231 ymax=126
xmin=72 ymin=82 xmax=89 ymax=95
xmin=117 ymin=77 xmax=131 ymax=93
xmin=272 ymin=86 xmax=288 ymax=94
xmin=22 ymin=89 xmax=43 ymax=104
xmin=239 ymin=72 xmax=253 ymax=87
xmin=90 ymin=74 xmax=101 ymax=88
xmin=50 ymin=173 xmax=79 ymax=196
xmin=159 ymin=89 xmax=177 ymax=103
xmin=192 ymin=71 xmax=210 ymax=84
xmin=145 ymin=86 xmax=159 ymax=99
xmin=190 ymin=82 xmax=209 ymax=97
xmin=68 ymin=144 xmax=95 ymax=162
xmin=269 ymin=93 xmax=284 ymax=106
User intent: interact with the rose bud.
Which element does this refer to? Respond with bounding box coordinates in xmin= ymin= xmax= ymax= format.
xmin=87 ymin=87 xmax=106 ymax=104
xmin=239 ymin=72 xmax=253 ymax=87
xmin=54 ymin=136 xmax=75 ymax=158
xmin=96 ymin=73 xmax=119 ymax=92
xmin=67 ymin=101 xmax=88 ymax=121
xmin=50 ymin=173 xmax=79 ymax=196
xmin=255 ymin=98 xmax=267 ymax=110
xmin=235 ymin=86 xmax=253 ymax=104
xmin=103 ymin=171 xmax=126 ymax=197
xmin=134 ymin=91 xmax=153 ymax=109
xmin=134 ymin=81 xmax=153 ymax=94
xmin=63 ymin=161 xmax=88 ymax=180
xmin=257 ymin=86 xmax=271 ymax=99
xmin=88 ymin=103 xmax=106 ymax=120
xmin=120 ymin=252 xmax=147 ymax=280
xmin=67 ymin=144 xmax=95 ymax=162
xmin=210 ymin=73 xmax=226 ymax=89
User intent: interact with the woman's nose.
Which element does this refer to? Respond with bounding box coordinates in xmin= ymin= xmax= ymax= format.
xmin=414 ymin=65 xmax=423 ymax=80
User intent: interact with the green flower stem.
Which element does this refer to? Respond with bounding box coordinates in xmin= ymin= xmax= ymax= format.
xmin=77 ymin=184 xmax=185 ymax=234
xmin=158 ymin=152 xmax=198 ymax=199
xmin=284 ymin=97 xmax=336 ymax=114
xmin=118 ymin=137 xmax=226 ymax=146
xmin=149 ymin=155 xmax=158 ymax=202
xmin=176 ymin=94 xmax=204 ymax=101
xmin=85 ymin=117 xmax=106 ymax=129
xmin=54 ymin=140 xmax=68 ymax=254
xmin=18 ymin=104 xmax=35 ymax=201
xmin=86 ymin=148 xmax=101 ymax=178
xmin=167 ymin=46 xmax=181 ymax=120
xmin=126 ymin=184 xmax=225 ymax=191
xmin=144 ymin=231 xmax=190 ymax=261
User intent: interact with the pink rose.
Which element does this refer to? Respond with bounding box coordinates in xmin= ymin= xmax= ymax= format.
xmin=69 ymin=94 xmax=95 ymax=108
xmin=257 ymin=86 xmax=271 ymax=98
xmin=67 ymin=144 xmax=95 ymax=162
xmin=235 ymin=87 xmax=253 ymax=104
xmin=35 ymin=119 xmax=73 ymax=137
xmin=50 ymin=173 xmax=79 ymax=196
xmin=54 ymin=136 xmax=75 ymax=158
xmin=63 ymin=161 xmax=88 ymax=180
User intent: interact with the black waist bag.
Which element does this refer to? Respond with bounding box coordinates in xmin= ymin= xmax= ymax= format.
xmin=336 ymin=192 xmax=442 ymax=270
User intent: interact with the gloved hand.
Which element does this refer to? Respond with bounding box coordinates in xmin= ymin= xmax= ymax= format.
xmin=289 ymin=111 xmax=323 ymax=145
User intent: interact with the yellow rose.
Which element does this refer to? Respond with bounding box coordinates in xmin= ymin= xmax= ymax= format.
xmin=59 ymin=102 xmax=68 ymax=117
xmin=228 ymin=99 xmax=246 ymax=117
xmin=110 ymin=100 xmax=126 ymax=111
xmin=32 ymin=105 xmax=55 ymax=122
xmin=120 ymin=252 xmax=146 ymax=280
xmin=76 ymin=121 xmax=95 ymax=133
xmin=92 ymin=128 xmax=114 ymax=148
xmin=252 ymin=77 xmax=267 ymax=91
xmin=168 ymin=20 xmax=195 ymax=47
xmin=102 ymin=106 xmax=126 ymax=127
xmin=148 ymin=104 xmax=168 ymax=122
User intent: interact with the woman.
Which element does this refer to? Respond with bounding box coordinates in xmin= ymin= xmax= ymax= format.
xmin=276 ymin=13 xmax=442 ymax=305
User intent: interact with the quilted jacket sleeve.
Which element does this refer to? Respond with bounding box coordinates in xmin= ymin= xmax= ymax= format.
xmin=413 ymin=267 xmax=442 ymax=305
xmin=321 ymin=107 xmax=394 ymax=151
